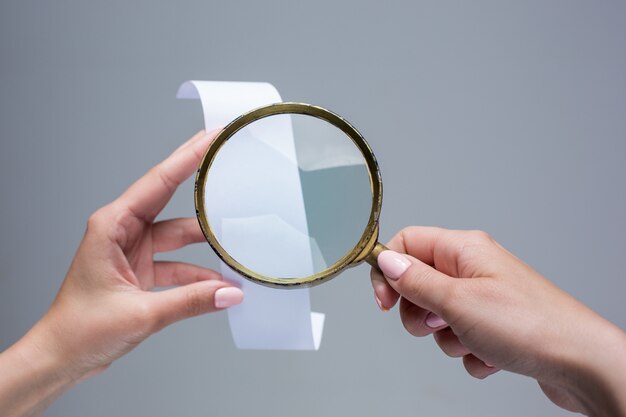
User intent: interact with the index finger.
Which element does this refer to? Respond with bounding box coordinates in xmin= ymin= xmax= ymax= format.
xmin=388 ymin=226 xmax=464 ymax=278
xmin=371 ymin=228 xmax=445 ymax=312
xmin=117 ymin=130 xmax=218 ymax=222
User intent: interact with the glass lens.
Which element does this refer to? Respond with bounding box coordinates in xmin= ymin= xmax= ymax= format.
xmin=203 ymin=114 xmax=372 ymax=279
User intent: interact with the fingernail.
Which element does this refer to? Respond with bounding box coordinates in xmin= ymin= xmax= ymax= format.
xmin=374 ymin=294 xmax=388 ymax=312
xmin=484 ymin=362 xmax=496 ymax=368
xmin=378 ymin=250 xmax=411 ymax=280
xmin=425 ymin=312 xmax=447 ymax=329
xmin=215 ymin=287 xmax=244 ymax=309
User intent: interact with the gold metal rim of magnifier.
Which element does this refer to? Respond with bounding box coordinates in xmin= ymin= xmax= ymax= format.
xmin=194 ymin=102 xmax=385 ymax=289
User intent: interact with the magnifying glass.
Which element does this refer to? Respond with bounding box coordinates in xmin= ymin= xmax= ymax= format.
xmin=195 ymin=103 xmax=388 ymax=288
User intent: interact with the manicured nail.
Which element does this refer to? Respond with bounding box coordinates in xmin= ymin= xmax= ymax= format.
xmin=215 ymin=287 xmax=244 ymax=309
xmin=425 ymin=312 xmax=447 ymax=329
xmin=378 ymin=250 xmax=411 ymax=280
xmin=374 ymin=294 xmax=388 ymax=312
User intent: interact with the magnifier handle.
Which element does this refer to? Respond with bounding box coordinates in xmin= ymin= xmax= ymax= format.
xmin=365 ymin=242 xmax=389 ymax=271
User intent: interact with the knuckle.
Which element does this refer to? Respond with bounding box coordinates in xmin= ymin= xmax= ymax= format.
xmin=438 ymin=282 xmax=464 ymax=323
xmin=185 ymin=287 xmax=205 ymax=317
xmin=86 ymin=204 xmax=126 ymax=243
xmin=155 ymin=163 xmax=177 ymax=193
xmin=86 ymin=208 xmax=109 ymax=232
xmin=464 ymin=230 xmax=494 ymax=247
xmin=398 ymin=226 xmax=425 ymax=245
xmin=394 ymin=226 xmax=415 ymax=247
xmin=131 ymin=300 xmax=161 ymax=335
xmin=399 ymin=225 xmax=417 ymax=238
xmin=404 ymin=266 xmax=434 ymax=300
xmin=178 ymin=223 xmax=192 ymax=245
xmin=453 ymin=231 xmax=496 ymax=272
xmin=169 ymin=263 xmax=184 ymax=286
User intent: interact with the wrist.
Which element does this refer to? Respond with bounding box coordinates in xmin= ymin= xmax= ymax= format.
xmin=0 ymin=321 xmax=79 ymax=417
xmin=19 ymin=321 xmax=82 ymax=386
xmin=557 ymin=317 xmax=626 ymax=416
xmin=581 ymin=323 xmax=626 ymax=416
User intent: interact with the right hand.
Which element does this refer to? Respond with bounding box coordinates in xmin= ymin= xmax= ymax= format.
xmin=371 ymin=226 xmax=626 ymax=416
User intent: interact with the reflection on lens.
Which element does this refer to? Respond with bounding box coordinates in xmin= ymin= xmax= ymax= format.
xmin=204 ymin=114 xmax=372 ymax=279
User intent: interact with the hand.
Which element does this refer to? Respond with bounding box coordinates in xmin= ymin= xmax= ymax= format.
xmin=0 ymin=130 xmax=243 ymax=417
xmin=371 ymin=226 xmax=626 ymax=417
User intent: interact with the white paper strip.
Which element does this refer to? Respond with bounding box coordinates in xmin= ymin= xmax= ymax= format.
xmin=177 ymin=80 xmax=325 ymax=350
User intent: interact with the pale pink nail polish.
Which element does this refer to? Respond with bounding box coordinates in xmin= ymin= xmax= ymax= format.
xmin=374 ymin=294 xmax=387 ymax=312
xmin=215 ymin=287 xmax=244 ymax=309
xmin=425 ymin=312 xmax=447 ymax=329
xmin=378 ymin=250 xmax=411 ymax=280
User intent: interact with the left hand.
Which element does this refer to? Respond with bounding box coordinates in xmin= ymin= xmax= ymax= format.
xmin=24 ymin=130 xmax=243 ymax=381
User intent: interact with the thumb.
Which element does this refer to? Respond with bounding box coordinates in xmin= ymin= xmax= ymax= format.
xmin=148 ymin=281 xmax=243 ymax=329
xmin=377 ymin=250 xmax=456 ymax=317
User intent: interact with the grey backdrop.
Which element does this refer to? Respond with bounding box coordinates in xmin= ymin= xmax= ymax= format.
xmin=1 ymin=1 xmax=625 ymax=416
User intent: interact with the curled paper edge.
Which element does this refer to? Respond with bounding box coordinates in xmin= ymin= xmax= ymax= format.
xmin=177 ymin=80 xmax=325 ymax=351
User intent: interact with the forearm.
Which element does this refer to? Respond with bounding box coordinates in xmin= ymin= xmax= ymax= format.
xmin=0 ymin=322 xmax=78 ymax=417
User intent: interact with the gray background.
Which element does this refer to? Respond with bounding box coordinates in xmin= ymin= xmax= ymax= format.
xmin=1 ymin=1 xmax=625 ymax=416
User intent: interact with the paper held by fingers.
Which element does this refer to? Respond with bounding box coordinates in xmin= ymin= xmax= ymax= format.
xmin=177 ymin=80 xmax=325 ymax=350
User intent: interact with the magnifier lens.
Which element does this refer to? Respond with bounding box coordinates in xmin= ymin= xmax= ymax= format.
xmin=203 ymin=113 xmax=373 ymax=280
